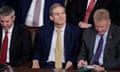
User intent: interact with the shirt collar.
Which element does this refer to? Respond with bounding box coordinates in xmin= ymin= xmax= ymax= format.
xmin=2 ymin=24 xmax=14 ymax=33
xmin=97 ymin=29 xmax=109 ymax=39
xmin=54 ymin=24 xmax=66 ymax=32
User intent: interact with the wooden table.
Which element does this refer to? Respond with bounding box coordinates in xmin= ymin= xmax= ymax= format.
xmin=13 ymin=67 xmax=77 ymax=72
xmin=2 ymin=62 xmax=120 ymax=72
xmin=12 ymin=67 xmax=120 ymax=72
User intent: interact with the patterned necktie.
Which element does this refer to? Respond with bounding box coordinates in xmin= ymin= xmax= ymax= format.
xmin=83 ymin=0 xmax=95 ymax=22
xmin=0 ymin=31 xmax=8 ymax=64
xmin=55 ymin=30 xmax=62 ymax=69
xmin=92 ymin=35 xmax=104 ymax=65
xmin=32 ymin=0 xmax=41 ymax=26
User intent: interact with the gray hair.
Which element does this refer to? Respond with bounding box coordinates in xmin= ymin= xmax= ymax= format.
xmin=0 ymin=6 xmax=15 ymax=16
xmin=49 ymin=3 xmax=65 ymax=16
xmin=94 ymin=9 xmax=110 ymax=21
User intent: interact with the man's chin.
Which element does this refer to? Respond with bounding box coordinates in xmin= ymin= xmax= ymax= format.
xmin=3 ymin=27 xmax=9 ymax=31
xmin=98 ymin=32 xmax=104 ymax=35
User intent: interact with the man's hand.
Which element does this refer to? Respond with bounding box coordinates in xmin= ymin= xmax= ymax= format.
xmin=93 ymin=65 xmax=105 ymax=71
xmin=32 ymin=60 xmax=40 ymax=69
xmin=78 ymin=21 xmax=92 ymax=29
xmin=65 ymin=61 xmax=73 ymax=69
xmin=77 ymin=60 xmax=88 ymax=69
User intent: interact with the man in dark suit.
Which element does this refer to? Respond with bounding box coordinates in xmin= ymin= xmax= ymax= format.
xmin=5 ymin=0 xmax=64 ymax=26
xmin=77 ymin=9 xmax=120 ymax=71
xmin=32 ymin=3 xmax=81 ymax=69
xmin=66 ymin=0 xmax=115 ymax=29
xmin=0 ymin=6 xmax=32 ymax=67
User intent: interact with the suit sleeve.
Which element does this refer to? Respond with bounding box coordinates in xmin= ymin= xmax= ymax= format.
xmin=32 ymin=30 xmax=42 ymax=61
xmin=14 ymin=29 xmax=32 ymax=67
xmin=77 ymin=30 xmax=88 ymax=62
xmin=103 ymin=26 xmax=120 ymax=70
xmin=104 ymin=37 xmax=120 ymax=70
xmin=70 ymin=27 xmax=81 ymax=64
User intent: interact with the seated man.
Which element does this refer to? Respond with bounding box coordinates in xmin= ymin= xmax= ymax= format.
xmin=0 ymin=6 xmax=32 ymax=67
xmin=32 ymin=3 xmax=81 ymax=69
xmin=77 ymin=9 xmax=120 ymax=71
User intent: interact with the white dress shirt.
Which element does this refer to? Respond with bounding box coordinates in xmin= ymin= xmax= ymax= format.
xmin=25 ymin=0 xmax=45 ymax=27
xmin=47 ymin=25 xmax=66 ymax=63
xmin=93 ymin=31 xmax=108 ymax=65
xmin=87 ymin=0 xmax=97 ymax=9
xmin=2 ymin=25 xmax=14 ymax=63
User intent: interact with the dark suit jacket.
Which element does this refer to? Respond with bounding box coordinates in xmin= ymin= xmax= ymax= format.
xmin=66 ymin=0 xmax=114 ymax=26
xmin=0 ymin=0 xmax=7 ymax=7
xmin=78 ymin=24 xmax=120 ymax=70
xmin=0 ymin=24 xmax=32 ymax=67
xmin=6 ymin=0 xmax=64 ymax=25
xmin=33 ymin=23 xmax=81 ymax=68
xmin=110 ymin=0 xmax=120 ymax=26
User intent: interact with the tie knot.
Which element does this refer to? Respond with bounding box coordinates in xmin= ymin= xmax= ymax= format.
xmin=56 ymin=30 xmax=62 ymax=33
xmin=100 ymin=35 xmax=103 ymax=38
xmin=91 ymin=0 xmax=95 ymax=2
xmin=5 ymin=31 xmax=8 ymax=34
xmin=5 ymin=31 xmax=8 ymax=33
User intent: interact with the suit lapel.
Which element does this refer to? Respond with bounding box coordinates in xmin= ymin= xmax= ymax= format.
xmin=89 ymin=29 xmax=96 ymax=59
xmin=104 ymin=25 xmax=113 ymax=57
xmin=45 ymin=24 xmax=54 ymax=56
xmin=93 ymin=0 xmax=100 ymax=9
xmin=64 ymin=24 xmax=71 ymax=62
xmin=9 ymin=25 xmax=16 ymax=56
xmin=0 ymin=27 xmax=2 ymax=50
xmin=23 ymin=0 xmax=32 ymax=14
xmin=84 ymin=0 xmax=90 ymax=15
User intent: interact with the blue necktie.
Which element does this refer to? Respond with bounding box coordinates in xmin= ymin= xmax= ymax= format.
xmin=92 ymin=35 xmax=104 ymax=65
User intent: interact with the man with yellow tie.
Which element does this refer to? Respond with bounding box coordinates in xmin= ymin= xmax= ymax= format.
xmin=32 ymin=3 xmax=81 ymax=69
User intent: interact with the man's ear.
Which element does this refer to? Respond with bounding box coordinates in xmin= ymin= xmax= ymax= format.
xmin=50 ymin=16 xmax=53 ymax=21
xmin=12 ymin=16 xmax=16 ymax=21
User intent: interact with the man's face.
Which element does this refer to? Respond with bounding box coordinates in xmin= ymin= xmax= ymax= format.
xmin=94 ymin=19 xmax=110 ymax=35
xmin=0 ymin=14 xmax=15 ymax=31
xmin=50 ymin=6 xmax=66 ymax=28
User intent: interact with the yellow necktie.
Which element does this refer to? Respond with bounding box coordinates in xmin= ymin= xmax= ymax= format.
xmin=55 ymin=30 xmax=62 ymax=69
